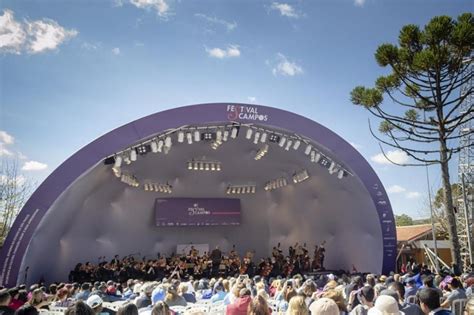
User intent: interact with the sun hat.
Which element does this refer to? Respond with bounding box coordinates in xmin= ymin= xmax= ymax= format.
xmin=368 ymin=295 xmax=403 ymax=315
xmin=309 ymin=298 xmax=339 ymax=315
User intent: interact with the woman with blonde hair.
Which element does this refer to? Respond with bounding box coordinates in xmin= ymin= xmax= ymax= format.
xmin=287 ymin=295 xmax=309 ymax=315
xmin=248 ymin=295 xmax=271 ymax=315
xmin=323 ymin=289 xmax=348 ymax=315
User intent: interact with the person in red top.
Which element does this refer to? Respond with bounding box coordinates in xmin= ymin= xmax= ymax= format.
xmin=7 ymin=288 xmax=24 ymax=311
xmin=226 ymin=288 xmax=252 ymax=315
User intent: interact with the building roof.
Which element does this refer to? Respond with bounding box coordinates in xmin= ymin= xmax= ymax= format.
xmin=396 ymin=224 xmax=433 ymax=242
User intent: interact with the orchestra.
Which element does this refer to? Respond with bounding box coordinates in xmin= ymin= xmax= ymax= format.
xmin=68 ymin=241 xmax=328 ymax=284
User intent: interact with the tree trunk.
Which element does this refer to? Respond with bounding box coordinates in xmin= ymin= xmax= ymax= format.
xmin=439 ymin=141 xmax=462 ymax=269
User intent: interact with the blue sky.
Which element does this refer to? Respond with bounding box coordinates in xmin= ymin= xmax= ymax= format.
xmin=0 ymin=0 xmax=471 ymax=219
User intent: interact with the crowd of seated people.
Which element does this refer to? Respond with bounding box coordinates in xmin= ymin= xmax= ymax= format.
xmin=68 ymin=243 xmax=327 ymax=284
xmin=0 ymin=247 xmax=473 ymax=315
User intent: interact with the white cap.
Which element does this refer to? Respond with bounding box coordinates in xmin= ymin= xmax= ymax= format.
xmin=86 ymin=295 xmax=103 ymax=309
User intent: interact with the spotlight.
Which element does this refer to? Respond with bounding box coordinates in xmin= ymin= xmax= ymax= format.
xmin=157 ymin=140 xmax=164 ymax=152
xmin=211 ymin=163 xmax=216 ymax=171
xmin=112 ymin=167 xmax=121 ymax=178
xmin=193 ymin=162 xmax=199 ymax=170
xmin=269 ymin=134 xmax=280 ymax=143
xmin=124 ymin=156 xmax=131 ymax=165
xmin=216 ymin=130 xmax=223 ymax=142
xmin=255 ymin=144 xmax=269 ymax=160
xmin=130 ymin=149 xmax=137 ymax=162
xmin=144 ymin=183 xmax=150 ymax=191
xmin=278 ymin=137 xmax=286 ymax=147
xmin=319 ymin=158 xmax=330 ymax=167
xmin=114 ymin=156 xmax=122 ymax=168
xmin=136 ymin=144 xmax=150 ymax=155
xmin=187 ymin=161 xmax=222 ymax=171
xmin=253 ymin=132 xmax=260 ymax=144
xmin=285 ymin=140 xmax=292 ymax=151
xmin=246 ymin=128 xmax=253 ymax=139
xmin=293 ymin=169 xmax=309 ymax=184
xmin=202 ymin=132 xmax=214 ymax=141
xmin=310 ymin=150 xmax=316 ymax=162
xmin=230 ymin=127 xmax=239 ymax=139
xmin=194 ymin=130 xmax=200 ymax=142
xmin=216 ymin=163 xmax=221 ymax=171
xmin=186 ymin=132 xmax=193 ymax=144
xmin=337 ymin=170 xmax=347 ymax=179
xmin=226 ymin=184 xmax=256 ymax=194
xmin=165 ymin=136 xmax=172 ymax=148
xmin=211 ymin=141 xmax=222 ymax=150
xmin=305 ymin=144 xmax=312 ymax=155
xmin=187 ymin=162 xmax=193 ymax=170
xmin=260 ymin=132 xmax=267 ymax=143
xmin=293 ymin=140 xmax=301 ymax=150
xmin=151 ymin=141 xmax=158 ymax=153
xmin=223 ymin=130 xmax=229 ymax=142
xmin=264 ymin=177 xmax=288 ymax=191
xmin=328 ymin=162 xmax=339 ymax=175
xmin=178 ymin=131 xmax=185 ymax=143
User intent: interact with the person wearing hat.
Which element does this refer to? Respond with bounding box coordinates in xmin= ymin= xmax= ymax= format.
xmin=309 ymin=297 xmax=339 ymax=315
xmin=367 ymin=295 xmax=403 ymax=315
xmin=418 ymin=288 xmax=451 ymax=315
xmin=380 ymin=288 xmax=422 ymax=315
xmin=350 ymin=286 xmax=375 ymax=315
xmin=86 ymin=295 xmax=107 ymax=315
xmin=163 ymin=285 xmax=186 ymax=307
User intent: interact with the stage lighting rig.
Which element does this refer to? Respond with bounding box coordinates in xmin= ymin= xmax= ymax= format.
xmin=226 ymin=184 xmax=256 ymax=194
xmin=254 ymin=144 xmax=269 ymax=160
xmin=264 ymin=177 xmax=288 ymax=191
xmin=292 ymin=169 xmax=309 ymax=184
xmin=268 ymin=134 xmax=280 ymax=143
xmin=136 ymin=144 xmax=151 ymax=155
xmin=187 ymin=160 xmax=222 ymax=172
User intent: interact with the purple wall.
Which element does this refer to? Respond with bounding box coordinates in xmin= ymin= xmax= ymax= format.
xmin=0 ymin=103 xmax=396 ymax=287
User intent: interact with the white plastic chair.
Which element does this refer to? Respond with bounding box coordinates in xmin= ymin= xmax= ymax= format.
xmin=170 ymin=305 xmax=187 ymax=314
xmin=451 ymin=299 xmax=467 ymax=315
xmin=406 ymin=295 xmax=417 ymax=304
xmin=208 ymin=303 xmax=226 ymax=315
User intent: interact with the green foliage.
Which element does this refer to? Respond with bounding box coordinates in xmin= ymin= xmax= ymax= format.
xmin=395 ymin=214 xmax=414 ymax=226
xmin=350 ymin=86 xmax=383 ymax=108
xmin=379 ymin=120 xmax=394 ymax=133
xmin=405 ymin=109 xmax=419 ymax=121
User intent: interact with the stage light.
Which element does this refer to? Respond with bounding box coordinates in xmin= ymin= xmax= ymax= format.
xmin=310 ymin=150 xmax=316 ymax=162
xmin=188 ymin=161 xmax=221 ymax=171
xmin=165 ymin=136 xmax=172 ymax=148
xmin=264 ymin=177 xmax=288 ymax=191
xmin=130 ymin=149 xmax=137 ymax=162
xmin=211 ymin=163 xmax=216 ymax=171
xmin=136 ymin=144 xmax=150 ymax=155
xmin=157 ymin=140 xmax=164 ymax=152
xmin=230 ymin=127 xmax=239 ymax=139
xmin=246 ymin=128 xmax=253 ymax=139
xmin=293 ymin=140 xmax=301 ymax=150
xmin=187 ymin=162 xmax=193 ymax=170
xmin=186 ymin=133 xmax=193 ymax=144
xmin=293 ymin=169 xmax=309 ymax=184
xmin=199 ymin=162 xmax=204 ymax=170
xmin=313 ymin=152 xmax=321 ymax=163
xmin=253 ymin=132 xmax=260 ymax=144
xmin=193 ymin=162 xmax=199 ymax=170
xmin=255 ymin=144 xmax=269 ymax=160
xmin=328 ymin=162 xmax=339 ymax=175
xmin=211 ymin=141 xmax=222 ymax=150
xmin=269 ymin=134 xmax=280 ymax=143
xmin=120 ymin=173 xmax=139 ymax=187
xmin=260 ymin=132 xmax=267 ymax=143
xmin=305 ymin=144 xmax=312 ymax=155
xmin=205 ymin=163 xmax=210 ymax=171
xmin=202 ymin=132 xmax=214 ymax=141
xmin=151 ymin=141 xmax=158 ymax=153
xmin=216 ymin=163 xmax=221 ymax=171
xmin=112 ymin=167 xmax=121 ymax=178
xmin=144 ymin=183 xmax=149 ymax=191
xmin=114 ymin=156 xmax=122 ymax=168
xmin=223 ymin=130 xmax=229 ymax=142
xmin=337 ymin=170 xmax=347 ymax=179
xmin=194 ymin=131 xmax=200 ymax=142
xmin=178 ymin=131 xmax=184 ymax=143
xmin=124 ymin=156 xmax=131 ymax=165
xmin=285 ymin=140 xmax=292 ymax=151
xmin=216 ymin=130 xmax=223 ymax=142
xmin=278 ymin=137 xmax=286 ymax=147
xmin=226 ymin=184 xmax=256 ymax=194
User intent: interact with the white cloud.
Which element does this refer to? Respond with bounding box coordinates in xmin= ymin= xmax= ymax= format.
xmin=22 ymin=160 xmax=48 ymax=171
xmin=248 ymin=97 xmax=257 ymax=103
xmin=387 ymin=185 xmax=406 ymax=194
xmin=354 ymin=0 xmax=366 ymax=6
xmin=18 ymin=152 xmax=28 ymax=160
xmin=130 ymin=0 xmax=170 ymax=17
xmin=0 ymin=10 xmax=77 ymax=55
xmin=194 ymin=13 xmax=237 ymax=31
xmin=371 ymin=149 xmax=409 ymax=165
xmin=27 ymin=19 xmax=78 ymax=53
xmin=206 ymin=45 xmax=240 ymax=59
xmin=0 ymin=144 xmax=13 ymax=156
xmin=0 ymin=174 xmax=26 ymax=186
xmin=406 ymin=191 xmax=421 ymax=199
xmin=270 ymin=2 xmax=299 ymax=18
xmin=271 ymin=53 xmax=303 ymax=76
xmin=112 ymin=47 xmax=121 ymax=55
xmin=0 ymin=10 xmax=26 ymax=54
xmin=81 ymin=41 xmax=100 ymax=51
xmin=0 ymin=130 xmax=14 ymax=145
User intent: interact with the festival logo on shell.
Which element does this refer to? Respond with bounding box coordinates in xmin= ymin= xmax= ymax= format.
xmin=226 ymin=105 xmax=268 ymax=121
xmin=187 ymin=203 xmax=211 ymax=216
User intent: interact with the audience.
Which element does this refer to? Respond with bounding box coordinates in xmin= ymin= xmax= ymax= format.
xmin=0 ymin=289 xmax=14 ymax=315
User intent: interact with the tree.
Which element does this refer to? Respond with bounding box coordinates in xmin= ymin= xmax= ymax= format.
xmin=350 ymin=14 xmax=473 ymax=268
xmin=0 ymin=158 xmax=33 ymax=246
xmin=395 ymin=214 xmax=414 ymax=226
